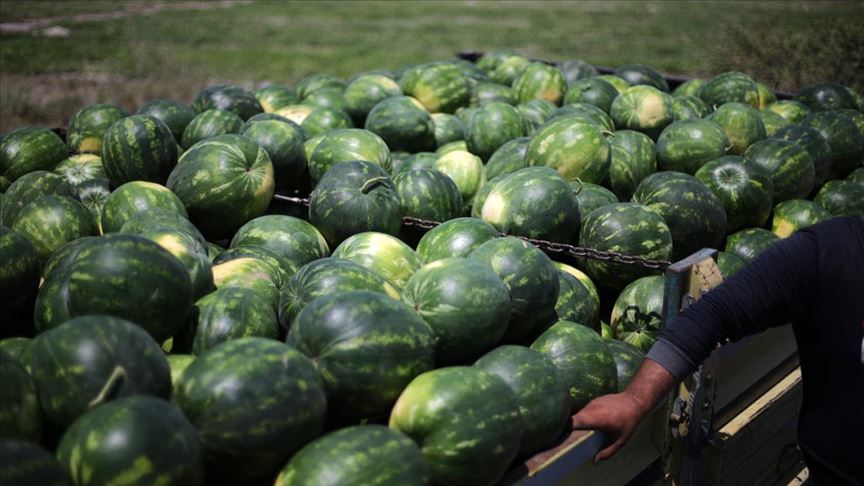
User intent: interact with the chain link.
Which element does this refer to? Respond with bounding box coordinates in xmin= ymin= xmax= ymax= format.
xmin=274 ymin=196 xmax=671 ymax=270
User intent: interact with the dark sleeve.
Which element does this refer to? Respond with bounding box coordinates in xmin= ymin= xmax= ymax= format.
xmin=646 ymin=227 xmax=820 ymax=379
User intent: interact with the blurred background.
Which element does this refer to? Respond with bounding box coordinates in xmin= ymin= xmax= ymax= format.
xmin=1 ymin=0 xmax=862 ymax=131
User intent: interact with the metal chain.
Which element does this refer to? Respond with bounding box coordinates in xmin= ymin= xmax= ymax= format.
xmin=274 ymin=196 xmax=671 ymax=270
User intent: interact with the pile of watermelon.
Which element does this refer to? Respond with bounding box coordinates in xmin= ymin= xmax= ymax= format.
xmin=1 ymin=48 xmax=862 ymax=485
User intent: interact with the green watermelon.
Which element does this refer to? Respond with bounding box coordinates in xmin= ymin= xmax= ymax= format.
xmin=601 ymin=321 xmax=614 ymax=339
xmin=389 ymin=366 xmax=523 ymax=486
xmin=0 ymin=338 xmax=32 ymax=363
xmin=431 ymin=113 xmax=465 ymax=147
xmin=240 ymin=115 xmax=307 ymax=190
xmin=465 ymin=102 xmax=525 ymax=161
xmin=517 ymin=99 xmax=557 ymax=134
xmin=551 ymin=104 xmax=616 ymax=132
xmin=39 ymin=234 xmax=100 ymax=280
xmin=598 ymin=75 xmax=631 ymax=93
xmin=301 ymin=107 xmax=353 ymax=137
xmin=756 ymin=82 xmax=776 ymax=109
xmin=400 ymin=63 xmax=471 ymax=114
xmin=254 ymin=84 xmax=298 ymax=113
xmin=743 ymin=138 xmax=814 ymax=203
xmin=707 ymin=102 xmax=766 ymax=155
xmin=489 ymin=54 xmax=531 ymax=86
xmin=0 ymin=439 xmax=73 ymax=486
xmin=435 ymin=140 xmax=468 ymax=155
xmin=695 ymin=156 xmax=774 ymax=232
xmin=35 ymin=234 xmax=193 ymax=341
xmin=563 ymin=77 xmax=619 ymax=113
xmin=279 ymin=258 xmax=399 ymax=328
xmin=485 ymin=136 xmax=530 ymax=180
xmin=54 ymin=153 xmax=106 ymax=186
xmin=610 ymin=85 xmax=674 ymax=139
xmin=481 ymin=166 xmax=579 ymax=242
xmin=174 ymin=338 xmax=326 ymax=483
xmin=433 ymin=150 xmax=485 ymax=204
xmin=211 ymin=244 xmax=291 ymax=284
xmin=610 ymin=275 xmax=664 ymax=353
xmin=102 ymin=114 xmax=179 ymax=186
xmin=180 ymin=109 xmax=244 ymax=150
xmin=605 ymin=340 xmax=645 ymax=392
xmin=471 ymin=82 xmax=517 ymax=106
xmin=795 ymin=82 xmax=859 ymax=112
xmin=393 ymin=168 xmax=464 ymax=222
xmin=1 ymin=127 xmax=67 ymax=182
xmin=765 ymin=100 xmax=812 ymax=123
xmin=75 ymin=177 xmax=111 ymax=230
xmin=554 ymin=262 xmax=600 ymax=330
xmin=100 ymin=181 xmax=186 ymax=233
xmin=275 ymin=425 xmax=430 ymax=486
xmin=526 ymin=116 xmax=611 ymax=183
xmin=0 ymin=170 xmax=76 ymax=227
xmin=67 ymin=103 xmax=129 ymax=154
xmin=814 ymin=180 xmax=864 ymax=216
xmin=470 ymin=176 xmax=502 ymax=218
xmin=415 ymin=217 xmax=499 ymax=263
xmin=671 ymin=95 xmax=711 ymax=121
xmin=187 ymin=287 xmax=278 ymax=355
xmin=475 ymin=345 xmax=570 ymax=457
xmin=615 ymin=64 xmax=669 ymax=91
xmin=137 ymin=99 xmax=197 ymax=144
xmin=308 ymin=128 xmax=392 ymax=182
xmin=167 ymin=134 xmax=274 ymax=240
xmin=126 ymin=224 xmax=214 ymax=300
xmin=801 ymin=111 xmax=864 ymax=179
xmin=773 ymin=124 xmax=833 ymax=187
xmin=309 ymin=161 xmax=402 ymax=247
xmin=288 ymin=290 xmax=434 ymax=420
xmin=672 ymin=79 xmax=706 ymax=98
xmin=759 ymin=109 xmax=791 ymax=137
xmin=700 ymin=71 xmax=760 ymax=108
xmin=559 ymin=59 xmax=598 ymax=86
xmin=297 ymin=74 xmax=346 ymax=99
xmin=11 ymin=195 xmax=96 ymax=264
xmin=771 ymin=199 xmax=831 ymax=238
xmin=302 ymin=87 xmax=346 ymax=111
xmin=231 ymin=214 xmax=329 ymax=272
xmin=578 ymin=202 xmax=672 ymax=290
xmin=331 ymin=232 xmax=421 ymax=289
xmin=716 ymin=251 xmax=746 ymax=278
xmin=513 ymin=62 xmax=566 ymax=105
xmin=608 ymin=130 xmax=657 ymax=200
xmin=166 ymin=354 xmax=194 ymax=385
xmin=117 ymin=208 xmax=206 ymax=247
xmin=531 ymin=320 xmax=618 ymax=411
xmin=211 ymin=257 xmax=281 ymax=309
xmin=343 ymin=74 xmax=403 ymax=120
xmin=275 ymin=104 xmax=315 ymax=125
xmin=0 ymin=352 xmax=41 ymax=442
xmin=847 ymin=167 xmax=864 ymax=185
xmin=392 ymin=152 xmax=438 ymax=174
xmin=365 ymin=96 xmax=436 ymax=152
xmin=192 ymin=84 xmax=263 ymax=121
xmin=725 ymin=227 xmax=778 ymax=263
xmin=467 ymin=236 xmax=559 ymax=342
xmin=402 ymin=258 xmax=510 ymax=364
xmin=57 ymin=396 xmax=202 ymax=486
xmin=656 ymin=119 xmax=730 ymax=174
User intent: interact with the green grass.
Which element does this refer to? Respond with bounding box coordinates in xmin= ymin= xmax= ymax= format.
xmin=1 ymin=0 xmax=862 ymax=131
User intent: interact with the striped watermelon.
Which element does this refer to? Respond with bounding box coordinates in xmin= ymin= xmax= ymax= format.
xmin=554 ymin=263 xmax=601 ymax=331
xmin=0 ymin=352 xmax=41 ymax=442
xmin=365 ymin=96 xmax=436 ymax=152
xmin=759 ymin=109 xmax=791 ymax=137
xmin=192 ymin=84 xmax=263 ymax=121
xmin=75 ymin=177 xmax=111 ymax=230
xmin=66 ymin=103 xmax=129 ymax=154
xmin=765 ymin=100 xmax=812 ymax=123
xmin=400 ymin=62 xmax=471 ymax=114
xmin=100 ymin=181 xmax=186 ymax=233
xmin=211 ymin=256 xmax=282 ymax=309
xmin=331 ymin=232 xmax=421 ymax=289
xmin=0 ymin=439 xmax=73 ymax=486
xmin=0 ymin=227 xmax=40 ymax=326
xmin=708 ymin=102 xmax=766 ymax=155
xmin=563 ymin=77 xmax=619 ymax=113
xmin=10 ymin=195 xmax=96 ymax=264
xmin=610 ymin=275 xmax=665 ymax=353
xmin=795 ymin=82 xmax=859 ymax=112
xmin=598 ymin=74 xmax=631 ymax=93
xmin=297 ymin=73 xmax=346 ymax=99
xmin=302 ymin=87 xmax=346 ymax=111
xmin=54 ymin=153 xmax=105 ymax=186
xmin=180 ymin=109 xmax=243 ymax=150
xmin=517 ymin=99 xmax=557 ymax=135
xmin=137 ymin=99 xmax=197 ymax=144
xmin=756 ymin=83 xmax=776 ymax=109
xmin=672 ymin=79 xmax=706 ymax=98
xmin=725 ymin=227 xmax=778 ymax=263
xmin=415 ymin=217 xmax=499 ymax=263
xmin=716 ymin=251 xmax=746 ymax=278
xmin=801 ymin=111 xmax=864 ymax=179
xmin=0 ymin=170 xmax=76 ymax=227
xmin=608 ymin=130 xmax=657 ymax=200
xmin=166 ymin=354 xmax=194 ymax=385
xmin=471 ymin=82 xmax=517 ymax=106
xmin=431 ymin=113 xmax=465 ymax=147
xmin=1 ymin=127 xmax=67 ymax=183
xmin=700 ymin=72 xmax=760 ymax=108
xmin=188 ymin=287 xmax=278 ymax=355
xmin=771 ymin=199 xmax=831 ymax=238
xmin=615 ymin=64 xmax=669 ymax=92
xmin=526 ymin=116 xmax=611 ymax=183
xmin=559 ymin=59 xmax=598 ymax=86
xmin=743 ymin=138 xmax=814 ymax=203
xmin=308 ymin=128 xmax=392 ymax=182
xmin=465 ymin=102 xmax=526 ymax=161
xmin=254 ymin=84 xmax=298 ymax=113
xmin=344 ymin=74 xmax=403 ymax=120
xmin=124 ymin=224 xmax=214 ymax=300
xmin=392 ymin=151 xmax=437 ymax=174
xmin=488 ymin=54 xmax=531 ymax=86
xmin=513 ymin=63 xmax=566 ymax=105
xmin=695 ymin=156 xmax=774 ymax=232
xmin=240 ymin=115 xmax=307 ymax=191
xmin=393 ymin=168 xmax=464 ymax=222
xmin=552 ymin=103 xmax=615 ymax=132
xmin=773 ymin=124 xmax=833 ymax=187
xmin=301 ymin=106 xmax=354 ymax=137
xmin=610 ymin=85 xmax=674 ymax=139
xmin=814 ymin=180 xmax=864 ymax=216
xmin=231 ymin=215 xmax=329 ymax=273
xmin=485 ymin=136 xmax=530 ymax=180
xmin=656 ymin=119 xmax=730 ymax=175
xmin=606 ymin=340 xmax=645 ymax=392
xmin=102 ymin=114 xmax=179 ymax=187
xmin=671 ymin=95 xmax=711 ymax=121
xmin=433 ymin=149 xmax=485 ymax=204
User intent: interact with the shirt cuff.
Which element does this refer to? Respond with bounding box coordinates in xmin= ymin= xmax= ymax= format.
xmin=646 ymin=338 xmax=696 ymax=380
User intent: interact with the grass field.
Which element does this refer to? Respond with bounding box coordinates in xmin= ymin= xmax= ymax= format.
xmin=1 ymin=0 xmax=862 ymax=131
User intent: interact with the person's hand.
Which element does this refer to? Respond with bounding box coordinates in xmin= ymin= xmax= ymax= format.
xmin=570 ymin=392 xmax=648 ymax=463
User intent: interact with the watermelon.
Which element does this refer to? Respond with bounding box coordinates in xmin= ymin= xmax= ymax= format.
xmin=402 ymin=258 xmax=510 ymax=364
xmin=475 ymin=345 xmax=570 ymax=457
xmin=707 ymin=102 xmax=767 ymax=155
xmin=254 ymin=84 xmax=298 ymax=113
xmin=167 ymin=134 xmax=274 ymax=240
xmin=205 ymin=242 xmax=223 ymax=262
xmin=275 ymin=425 xmax=430 ymax=486
xmin=301 ymin=107 xmax=353 ymax=137
xmin=554 ymin=264 xmax=600 ymax=331
xmin=309 ymin=161 xmax=402 ymax=246
xmin=100 ymin=181 xmax=186 ymax=233
xmin=279 ymin=258 xmax=399 ymax=328
xmin=656 ymin=119 xmax=730 ymax=175
xmin=608 ymin=129 xmax=657 ymax=200
xmin=433 ymin=149 xmax=485 ymax=204
xmin=465 ymin=102 xmax=525 ymax=161
xmin=365 ymin=96 xmax=436 ymax=152
xmin=471 ymin=179 xmax=501 ymax=229
xmin=39 ymin=235 xmax=100 ymax=280
xmin=231 ymin=215 xmax=329 ymax=272
xmin=415 ymin=217 xmax=499 ymax=263
xmin=725 ymin=227 xmax=778 ymax=263
xmin=795 ymin=82 xmax=859 ymax=112
xmin=212 ymin=257 xmax=281 ymax=309
xmin=101 ymin=114 xmax=179 ymax=186
xmin=54 ymin=153 xmax=105 ymax=186
xmin=166 ymin=354 xmax=194 ymax=385
xmin=610 ymin=85 xmax=674 ymax=139
xmin=467 ymin=236 xmax=559 ymax=342
xmin=481 ymin=166 xmax=579 ymax=242
xmin=0 ymin=220 xmax=40 ymax=324
xmin=66 ymin=103 xmax=129 ymax=154
xmin=186 ymin=287 xmax=278 ymax=355
xmin=671 ymin=95 xmax=711 ymax=121
xmin=1 ymin=127 xmax=67 ymax=182
xmin=126 ymin=224 xmax=214 ymax=300
xmin=35 ymin=234 xmax=193 ymax=341
xmin=137 ymin=99 xmax=197 ymax=144
xmin=297 ymin=74 xmax=346 ymax=99
xmin=614 ymin=64 xmax=668 ymax=91
xmin=0 ymin=352 xmax=41 ymax=442
xmin=288 ymin=290 xmax=434 ymax=420
xmin=743 ymin=138 xmax=814 ymax=203
xmin=552 ymin=104 xmax=616 ymax=132
xmin=773 ymin=124 xmax=833 ymax=187
xmin=435 ymin=140 xmax=467 ymax=155
xmin=308 ymin=128 xmax=392 ymax=182
xmin=814 ymin=180 xmax=864 ymax=216
xmin=771 ymin=199 xmax=831 ymax=238
xmin=117 ymin=208 xmax=206 ymax=247
xmin=489 ymin=54 xmax=531 ymax=86
xmin=610 ymin=275 xmax=665 ymax=353
xmin=756 ymin=82 xmax=776 ymax=109
xmin=0 ymin=338 xmax=32 ymax=363
xmin=392 ymin=152 xmax=437 ymax=174
xmin=0 ymin=170 xmax=76 ymax=227
xmin=601 ymin=321 xmax=614 ymax=339
xmin=212 ymin=244 xmax=291 ymax=284
xmin=343 ymin=74 xmax=403 ymax=121
xmin=801 ymin=111 xmax=864 ymax=179
xmin=471 ymin=82 xmax=517 ymax=106
xmin=275 ymin=104 xmax=315 ymax=125
xmin=578 ymin=202 xmax=673 ymax=290
xmin=531 ymin=320 xmax=618 ymax=411
xmin=389 ymin=366 xmax=523 ymax=486
xmin=598 ymin=75 xmax=631 ymax=93
xmin=192 ymin=84 xmax=263 ymax=121
xmin=240 ymin=115 xmax=307 ymax=190
xmin=559 ymin=59 xmax=598 ymax=86
xmin=563 ymin=77 xmax=619 ymax=113
xmin=393 ymin=168 xmax=464 ymax=222
xmin=847 ymin=167 xmax=864 ymax=185
xmin=75 ymin=177 xmax=111 ymax=229
xmin=695 ymin=156 xmax=774 ymax=232
xmin=431 ymin=113 xmax=465 ymax=147
xmin=759 ymin=109 xmax=791 ymax=137
xmin=331 ymin=232 xmax=421 ymax=289
xmin=517 ymin=99 xmax=557 ymax=134
xmin=180 ymin=109 xmax=243 ymax=150
xmin=0 ymin=439 xmax=73 ymax=486
xmin=11 ymin=195 xmax=96 ymax=264
xmin=605 ymin=340 xmax=645 ymax=392
xmin=700 ymin=71 xmax=760 ymax=108
xmin=302 ymin=87 xmax=346 ymax=111
xmin=400 ymin=63 xmax=471 ymax=114
xmin=766 ymin=100 xmax=812 ymax=123
xmin=513 ymin=62 xmax=566 ymax=105
xmin=526 ymin=116 xmax=611 ymax=183
xmin=57 ymin=396 xmax=202 ymax=485
xmin=485 ymin=136 xmax=529 ymax=180
xmin=30 ymin=315 xmax=171 ymax=430
xmin=716 ymin=251 xmax=746 ymax=278
xmin=672 ymin=79 xmax=706 ymax=98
